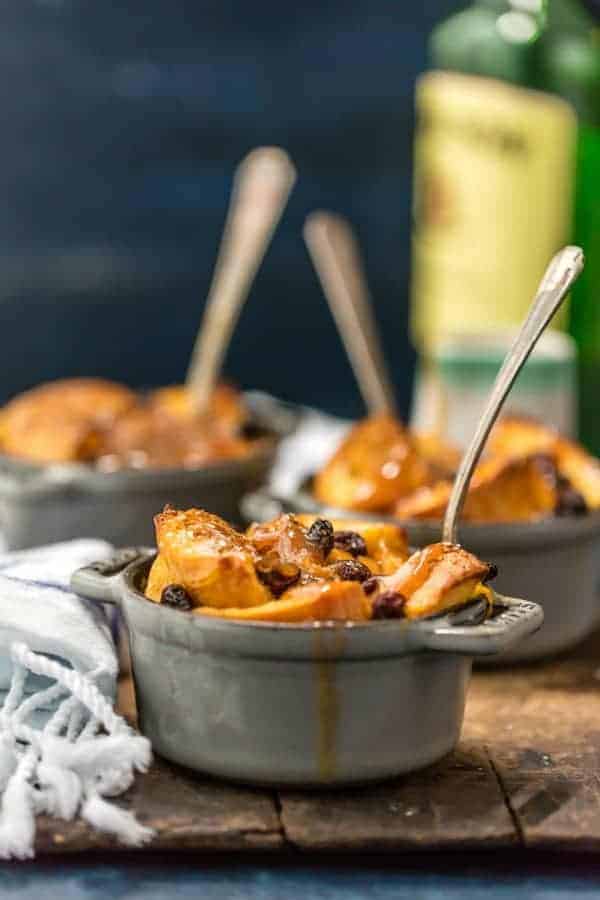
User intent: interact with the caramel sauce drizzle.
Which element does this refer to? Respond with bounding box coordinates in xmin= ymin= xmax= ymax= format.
xmin=399 ymin=542 xmax=453 ymax=597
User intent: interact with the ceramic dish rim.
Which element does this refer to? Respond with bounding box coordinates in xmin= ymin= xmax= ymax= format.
xmin=250 ymin=483 xmax=600 ymax=550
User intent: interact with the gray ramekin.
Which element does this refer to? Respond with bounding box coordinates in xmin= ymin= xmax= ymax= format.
xmin=71 ymin=549 xmax=542 ymax=787
xmin=0 ymin=392 xmax=297 ymax=549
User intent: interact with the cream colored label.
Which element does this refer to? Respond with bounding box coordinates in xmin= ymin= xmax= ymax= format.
xmin=411 ymin=71 xmax=577 ymax=348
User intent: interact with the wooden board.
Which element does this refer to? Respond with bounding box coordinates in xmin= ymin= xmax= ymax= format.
xmin=37 ymin=757 xmax=283 ymax=854
xmin=279 ymin=743 xmax=516 ymax=851
xmin=465 ymin=639 xmax=600 ymax=853
xmin=34 ymin=629 xmax=600 ymax=855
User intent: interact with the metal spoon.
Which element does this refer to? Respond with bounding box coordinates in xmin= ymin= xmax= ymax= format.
xmin=442 ymin=245 xmax=584 ymax=545
xmin=303 ymin=211 xmax=397 ymax=415
xmin=186 ymin=147 xmax=297 ymax=414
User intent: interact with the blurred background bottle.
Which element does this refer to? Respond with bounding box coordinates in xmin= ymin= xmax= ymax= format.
xmin=411 ymin=0 xmax=599 ymax=447
xmin=543 ymin=0 xmax=600 ymax=452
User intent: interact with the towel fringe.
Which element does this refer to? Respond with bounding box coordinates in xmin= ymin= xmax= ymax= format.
xmin=0 ymin=642 xmax=154 ymax=859
xmin=0 ymin=750 xmax=37 ymax=860
xmin=36 ymin=762 xmax=81 ymax=821
xmin=81 ymin=790 xmax=154 ymax=846
xmin=0 ymin=736 xmax=17 ymax=793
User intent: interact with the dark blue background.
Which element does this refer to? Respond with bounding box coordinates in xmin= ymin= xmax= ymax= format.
xmin=0 ymin=0 xmax=457 ymax=418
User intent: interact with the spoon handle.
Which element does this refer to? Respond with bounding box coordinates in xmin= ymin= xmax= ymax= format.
xmin=186 ymin=147 xmax=297 ymax=414
xmin=442 ymin=245 xmax=584 ymax=545
xmin=304 ymin=211 xmax=397 ymax=415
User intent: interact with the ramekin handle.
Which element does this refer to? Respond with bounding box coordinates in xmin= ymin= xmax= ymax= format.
xmin=71 ymin=547 xmax=154 ymax=605
xmin=415 ymin=595 xmax=544 ymax=656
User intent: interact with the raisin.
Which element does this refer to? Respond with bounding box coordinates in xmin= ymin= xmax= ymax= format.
xmin=333 ymin=559 xmax=372 ymax=582
xmin=555 ymin=476 xmax=588 ymax=517
xmin=372 ymin=591 xmax=406 ymax=620
xmin=306 ymin=518 xmax=334 ymax=558
xmin=256 ymin=554 xmax=301 ymax=597
xmin=483 ymin=563 xmax=498 ymax=583
xmin=160 ymin=584 xmax=193 ymax=611
xmin=239 ymin=420 xmax=267 ymax=441
xmin=333 ymin=530 xmax=367 ymax=558
xmin=362 ymin=576 xmax=380 ymax=595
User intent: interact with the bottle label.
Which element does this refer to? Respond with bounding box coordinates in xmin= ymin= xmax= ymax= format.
xmin=411 ymin=71 xmax=577 ymax=348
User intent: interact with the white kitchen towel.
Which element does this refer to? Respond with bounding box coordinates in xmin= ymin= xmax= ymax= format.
xmin=0 ymin=540 xmax=153 ymax=859
xmin=268 ymin=408 xmax=350 ymax=496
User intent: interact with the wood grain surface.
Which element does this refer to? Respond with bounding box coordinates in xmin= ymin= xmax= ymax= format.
xmin=33 ymin=630 xmax=600 ymax=855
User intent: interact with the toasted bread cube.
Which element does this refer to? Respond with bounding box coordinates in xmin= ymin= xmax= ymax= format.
xmin=313 ymin=415 xmax=432 ymax=512
xmin=554 ymin=441 xmax=600 ymax=510
xmin=145 ymin=553 xmax=171 ymax=603
xmin=194 ymin=580 xmax=371 ymax=623
xmin=153 ymin=507 xmax=269 ymax=609
xmin=413 ymin=431 xmax=461 ymax=478
xmin=246 ymin=514 xmax=328 ymax=575
xmin=395 ymin=455 xmax=557 ymax=523
xmin=489 ymin=415 xmax=600 ymax=510
xmin=488 ymin=415 xmax=558 ymax=460
xmin=149 ymin=383 xmax=246 ymax=431
xmin=377 ymin=542 xmax=491 ymax=619
xmin=0 ymin=378 xmax=137 ymax=463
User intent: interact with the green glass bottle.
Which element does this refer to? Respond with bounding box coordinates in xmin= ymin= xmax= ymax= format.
xmin=430 ymin=0 xmax=547 ymax=85
xmin=415 ymin=0 xmax=600 ymax=450
xmin=542 ymin=0 xmax=600 ymax=452
xmin=412 ymin=0 xmax=576 ymax=350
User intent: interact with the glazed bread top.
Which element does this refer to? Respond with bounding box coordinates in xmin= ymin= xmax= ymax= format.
xmin=145 ymin=506 xmax=494 ymax=623
xmin=314 ymin=413 xmax=600 ymax=522
xmin=0 ymin=378 xmax=263 ymax=469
